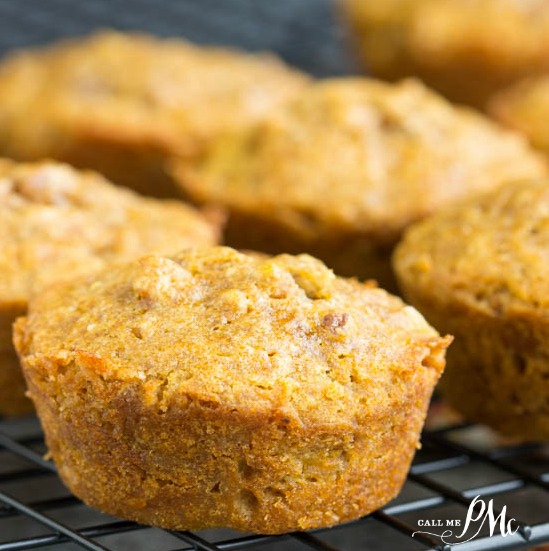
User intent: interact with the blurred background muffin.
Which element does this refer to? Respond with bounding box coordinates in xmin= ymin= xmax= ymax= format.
xmin=394 ymin=178 xmax=549 ymax=441
xmin=489 ymin=75 xmax=549 ymax=157
xmin=172 ymin=77 xmax=546 ymax=290
xmin=339 ymin=0 xmax=549 ymax=109
xmin=0 ymin=31 xmax=310 ymax=197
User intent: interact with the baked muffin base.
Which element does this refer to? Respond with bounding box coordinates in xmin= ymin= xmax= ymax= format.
xmin=22 ymin=367 xmax=437 ymax=533
xmin=391 ymin=279 xmax=549 ymax=441
xmin=60 ymin=133 xmax=181 ymax=198
xmin=436 ymin=308 xmax=549 ymax=441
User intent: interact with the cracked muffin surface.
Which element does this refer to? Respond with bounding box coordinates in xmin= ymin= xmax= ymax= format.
xmin=172 ymin=78 xmax=546 ymax=289
xmin=0 ymin=158 xmax=220 ymax=415
xmin=0 ymin=31 xmax=310 ymax=196
xmin=394 ymin=179 xmax=549 ymax=440
xmin=15 ymin=246 xmax=450 ymax=533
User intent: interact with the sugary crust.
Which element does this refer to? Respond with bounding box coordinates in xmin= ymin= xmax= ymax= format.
xmin=0 ymin=31 xmax=310 ymax=196
xmin=172 ymin=78 xmax=546 ymax=287
xmin=489 ymin=75 xmax=549 ymax=155
xmin=393 ymin=179 xmax=549 ymax=440
xmin=339 ymin=0 xmax=549 ymax=108
xmin=0 ymin=158 xmax=220 ymax=415
xmin=15 ymin=247 xmax=450 ymax=532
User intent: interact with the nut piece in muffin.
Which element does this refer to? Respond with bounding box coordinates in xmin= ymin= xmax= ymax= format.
xmin=171 ymin=78 xmax=546 ymax=290
xmin=0 ymin=159 xmax=220 ymax=416
xmin=394 ymin=179 xmax=549 ymax=441
xmin=339 ymin=0 xmax=549 ymax=109
xmin=489 ymin=75 xmax=549 ymax=157
xmin=14 ymin=247 xmax=451 ymax=533
xmin=0 ymin=31 xmax=310 ymax=197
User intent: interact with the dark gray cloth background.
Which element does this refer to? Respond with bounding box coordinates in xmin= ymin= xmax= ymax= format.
xmin=0 ymin=0 xmax=358 ymax=76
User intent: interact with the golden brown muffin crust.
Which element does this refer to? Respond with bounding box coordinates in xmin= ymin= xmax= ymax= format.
xmin=15 ymin=247 xmax=450 ymax=532
xmin=340 ymin=0 xmax=549 ymax=108
xmin=19 ymin=248 xmax=445 ymax=423
xmin=0 ymin=31 xmax=310 ymax=196
xmin=395 ymin=180 xmax=549 ymax=315
xmin=173 ymin=78 xmax=546 ymax=284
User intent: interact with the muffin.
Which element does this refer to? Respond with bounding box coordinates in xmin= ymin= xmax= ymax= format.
xmin=339 ymin=0 xmax=549 ymax=109
xmin=394 ymin=179 xmax=549 ymax=441
xmin=171 ymin=78 xmax=546 ymax=289
xmin=0 ymin=159 xmax=219 ymax=416
xmin=14 ymin=247 xmax=451 ymax=533
xmin=0 ymin=31 xmax=310 ymax=197
xmin=489 ymin=75 xmax=549 ymax=156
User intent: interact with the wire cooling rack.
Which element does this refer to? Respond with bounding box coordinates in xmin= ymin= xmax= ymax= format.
xmin=0 ymin=413 xmax=548 ymax=551
xmin=0 ymin=0 xmax=548 ymax=549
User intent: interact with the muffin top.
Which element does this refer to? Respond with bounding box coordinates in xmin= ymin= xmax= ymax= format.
xmin=0 ymin=31 xmax=310 ymax=160
xmin=489 ymin=75 xmax=549 ymax=154
xmin=173 ymin=78 xmax=546 ymax=244
xmin=17 ymin=247 xmax=449 ymax=426
xmin=340 ymin=0 xmax=549 ymax=96
xmin=394 ymin=178 xmax=549 ymax=315
xmin=0 ymin=159 xmax=219 ymax=305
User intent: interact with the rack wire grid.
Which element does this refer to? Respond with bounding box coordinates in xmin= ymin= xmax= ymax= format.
xmin=0 ymin=0 xmax=548 ymax=549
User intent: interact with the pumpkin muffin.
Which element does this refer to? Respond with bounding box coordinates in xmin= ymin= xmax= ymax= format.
xmin=0 ymin=159 xmax=219 ymax=416
xmin=14 ymin=247 xmax=451 ymax=533
xmin=339 ymin=0 xmax=549 ymax=109
xmin=172 ymin=78 xmax=546 ymax=289
xmin=394 ymin=179 xmax=549 ymax=441
xmin=0 ymin=31 xmax=310 ymax=197
xmin=489 ymin=75 xmax=549 ymax=156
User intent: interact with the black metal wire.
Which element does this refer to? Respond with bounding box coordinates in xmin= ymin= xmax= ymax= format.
xmin=0 ymin=489 xmax=111 ymax=551
xmin=0 ymin=521 xmax=145 ymax=551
